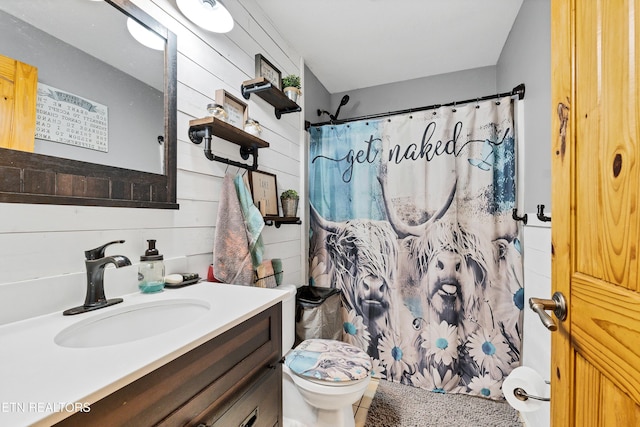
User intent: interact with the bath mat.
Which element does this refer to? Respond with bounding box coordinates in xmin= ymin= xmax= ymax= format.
xmin=365 ymin=380 xmax=523 ymax=427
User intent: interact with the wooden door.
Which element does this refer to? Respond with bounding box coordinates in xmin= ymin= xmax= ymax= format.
xmin=551 ymin=0 xmax=640 ymax=425
xmin=0 ymin=53 xmax=37 ymax=152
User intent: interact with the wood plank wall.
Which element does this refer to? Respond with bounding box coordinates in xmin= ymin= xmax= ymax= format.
xmin=0 ymin=0 xmax=305 ymax=324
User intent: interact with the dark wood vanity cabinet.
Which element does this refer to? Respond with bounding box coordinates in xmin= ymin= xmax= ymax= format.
xmin=55 ymin=303 xmax=282 ymax=427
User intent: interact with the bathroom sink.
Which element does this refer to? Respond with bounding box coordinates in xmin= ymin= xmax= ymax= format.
xmin=55 ymin=299 xmax=211 ymax=348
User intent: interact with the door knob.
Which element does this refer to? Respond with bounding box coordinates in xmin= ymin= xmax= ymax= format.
xmin=529 ymin=292 xmax=567 ymax=331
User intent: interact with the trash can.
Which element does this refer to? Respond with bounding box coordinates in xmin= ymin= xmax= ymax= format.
xmin=295 ymin=285 xmax=342 ymax=344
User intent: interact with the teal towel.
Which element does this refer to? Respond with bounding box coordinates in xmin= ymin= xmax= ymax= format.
xmin=234 ymin=174 xmax=265 ymax=268
xmin=271 ymin=258 xmax=283 ymax=285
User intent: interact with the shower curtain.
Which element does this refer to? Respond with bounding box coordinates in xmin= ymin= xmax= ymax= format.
xmin=308 ymin=97 xmax=523 ymax=400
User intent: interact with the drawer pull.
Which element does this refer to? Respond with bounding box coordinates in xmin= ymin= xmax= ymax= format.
xmin=240 ymin=407 xmax=258 ymax=427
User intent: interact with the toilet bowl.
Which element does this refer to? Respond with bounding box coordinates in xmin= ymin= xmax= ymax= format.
xmin=276 ymin=284 xmax=371 ymax=427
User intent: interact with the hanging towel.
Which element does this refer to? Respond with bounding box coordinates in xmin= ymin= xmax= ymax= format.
xmin=234 ymin=174 xmax=265 ymax=268
xmin=213 ymin=173 xmax=254 ymax=285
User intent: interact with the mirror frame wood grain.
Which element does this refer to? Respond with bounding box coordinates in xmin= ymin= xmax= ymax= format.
xmin=0 ymin=0 xmax=178 ymax=209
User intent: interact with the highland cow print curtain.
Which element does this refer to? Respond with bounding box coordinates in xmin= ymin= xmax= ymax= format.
xmin=308 ymin=97 xmax=523 ymax=400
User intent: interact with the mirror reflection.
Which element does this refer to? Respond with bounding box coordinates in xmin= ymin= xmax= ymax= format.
xmin=0 ymin=0 xmax=165 ymax=174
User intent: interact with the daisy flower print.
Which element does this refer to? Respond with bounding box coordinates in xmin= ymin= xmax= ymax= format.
xmin=422 ymin=320 xmax=460 ymax=366
xmin=466 ymin=328 xmax=511 ymax=380
xmin=341 ymin=307 xmax=371 ymax=351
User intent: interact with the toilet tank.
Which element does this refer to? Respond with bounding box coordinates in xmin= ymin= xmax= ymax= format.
xmin=275 ymin=284 xmax=297 ymax=355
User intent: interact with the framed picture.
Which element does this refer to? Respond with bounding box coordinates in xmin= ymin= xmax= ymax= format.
xmin=215 ymin=89 xmax=248 ymax=129
xmin=248 ymin=170 xmax=278 ymax=216
xmin=255 ymin=54 xmax=281 ymax=90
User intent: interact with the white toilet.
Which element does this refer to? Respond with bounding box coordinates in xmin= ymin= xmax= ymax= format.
xmin=277 ymin=284 xmax=371 ymax=427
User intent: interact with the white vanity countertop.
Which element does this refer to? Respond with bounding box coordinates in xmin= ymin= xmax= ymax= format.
xmin=0 ymin=282 xmax=288 ymax=426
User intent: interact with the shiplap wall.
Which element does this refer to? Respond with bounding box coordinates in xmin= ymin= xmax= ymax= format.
xmin=0 ymin=0 xmax=305 ymax=325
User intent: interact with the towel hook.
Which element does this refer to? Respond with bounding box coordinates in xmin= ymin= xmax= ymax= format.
xmin=512 ymin=208 xmax=528 ymax=225
xmin=537 ymin=204 xmax=551 ymax=222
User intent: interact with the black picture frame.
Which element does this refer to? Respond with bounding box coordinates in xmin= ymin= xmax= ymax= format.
xmin=248 ymin=169 xmax=279 ymax=216
xmin=255 ymin=54 xmax=282 ymax=90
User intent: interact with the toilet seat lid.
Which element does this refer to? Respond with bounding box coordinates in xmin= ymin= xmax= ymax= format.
xmin=285 ymin=339 xmax=371 ymax=383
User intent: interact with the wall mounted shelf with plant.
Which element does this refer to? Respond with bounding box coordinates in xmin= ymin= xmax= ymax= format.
xmin=241 ymin=77 xmax=301 ymax=119
xmin=247 ymin=170 xmax=301 ymax=227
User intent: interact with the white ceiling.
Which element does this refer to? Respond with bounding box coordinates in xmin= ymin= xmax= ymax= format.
xmin=257 ymin=0 xmax=524 ymax=94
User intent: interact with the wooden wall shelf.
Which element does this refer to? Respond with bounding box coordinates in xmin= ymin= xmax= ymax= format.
xmin=241 ymin=77 xmax=301 ymax=119
xmin=188 ymin=116 xmax=269 ymax=149
xmin=264 ymin=215 xmax=301 ymax=228
xmin=188 ymin=116 xmax=269 ymax=171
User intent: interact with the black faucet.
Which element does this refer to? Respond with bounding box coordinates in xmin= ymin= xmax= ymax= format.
xmin=63 ymin=240 xmax=132 ymax=316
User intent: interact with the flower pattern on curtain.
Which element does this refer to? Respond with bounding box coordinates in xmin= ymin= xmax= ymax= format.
xmin=308 ymin=97 xmax=523 ymax=400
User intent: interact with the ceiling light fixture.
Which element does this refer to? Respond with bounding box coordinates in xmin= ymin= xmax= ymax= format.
xmin=126 ymin=18 xmax=165 ymax=50
xmin=176 ymin=0 xmax=234 ymax=34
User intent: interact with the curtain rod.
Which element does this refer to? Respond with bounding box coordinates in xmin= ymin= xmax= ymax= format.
xmin=305 ymin=83 xmax=525 ymax=130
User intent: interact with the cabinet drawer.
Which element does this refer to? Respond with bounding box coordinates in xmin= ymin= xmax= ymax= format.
xmin=207 ymin=365 xmax=281 ymax=427
xmin=55 ymin=303 xmax=281 ymax=427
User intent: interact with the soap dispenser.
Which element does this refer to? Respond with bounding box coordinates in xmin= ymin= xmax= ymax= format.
xmin=138 ymin=239 xmax=165 ymax=293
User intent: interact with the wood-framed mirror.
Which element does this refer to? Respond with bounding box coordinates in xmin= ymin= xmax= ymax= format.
xmin=0 ymin=0 xmax=177 ymax=209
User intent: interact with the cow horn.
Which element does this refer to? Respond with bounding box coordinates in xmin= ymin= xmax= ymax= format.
xmin=427 ymin=178 xmax=457 ymax=227
xmin=378 ymin=164 xmax=457 ymax=238
xmin=310 ymin=202 xmax=343 ymax=234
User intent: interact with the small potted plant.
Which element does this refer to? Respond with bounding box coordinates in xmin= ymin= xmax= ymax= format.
xmin=282 ymin=74 xmax=301 ymax=103
xmin=280 ymin=189 xmax=299 ymax=217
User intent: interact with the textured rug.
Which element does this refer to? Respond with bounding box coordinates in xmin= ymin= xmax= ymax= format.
xmin=365 ymin=380 xmax=523 ymax=427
